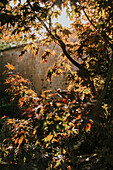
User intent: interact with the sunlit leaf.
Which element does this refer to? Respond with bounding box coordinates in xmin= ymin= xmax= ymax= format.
xmin=43 ymin=133 xmax=53 ymax=142
xmin=18 ymin=99 xmax=24 ymax=108
xmin=15 ymin=138 xmax=19 ymax=144
xmin=13 ymin=0 xmax=17 ymax=5
xmin=18 ymin=135 xmax=24 ymax=147
xmin=1 ymin=115 xmax=6 ymax=119
xmin=33 ymin=129 xmax=36 ymax=135
xmin=52 ymin=138 xmax=58 ymax=143
xmin=5 ymin=63 xmax=15 ymax=70
xmin=86 ymin=123 xmax=91 ymax=132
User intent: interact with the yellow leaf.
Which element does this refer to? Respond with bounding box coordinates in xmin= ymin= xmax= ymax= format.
xmin=24 ymin=44 xmax=31 ymax=53
xmin=52 ymin=138 xmax=58 ymax=143
xmin=43 ymin=133 xmax=53 ymax=142
xmin=45 ymin=143 xmax=49 ymax=148
xmin=0 ymin=2 xmax=4 ymax=7
xmin=23 ymin=157 xmax=26 ymax=163
xmin=33 ymin=129 xmax=36 ymax=135
xmin=35 ymin=140 xmax=39 ymax=146
xmin=63 ymin=148 xmax=66 ymax=154
xmin=14 ymin=0 xmax=17 ymax=5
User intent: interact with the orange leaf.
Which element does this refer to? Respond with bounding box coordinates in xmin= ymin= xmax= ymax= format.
xmin=1 ymin=115 xmax=6 ymax=119
xmin=15 ymin=138 xmax=19 ymax=144
xmin=52 ymin=138 xmax=58 ymax=143
xmin=25 ymin=139 xmax=28 ymax=143
xmin=5 ymin=63 xmax=15 ymax=70
xmin=63 ymin=98 xmax=67 ymax=104
xmin=19 ymin=100 xmax=24 ymax=108
xmin=20 ymin=130 xmax=25 ymax=134
xmin=75 ymin=114 xmax=81 ymax=120
xmin=86 ymin=123 xmax=91 ymax=132
xmin=18 ymin=135 xmax=24 ymax=147
xmin=14 ymin=0 xmax=17 ymax=5
xmin=89 ymin=119 xmax=93 ymax=124
xmin=14 ymin=134 xmax=17 ymax=138
xmin=67 ymin=166 xmax=71 ymax=170
xmin=33 ymin=129 xmax=36 ymax=135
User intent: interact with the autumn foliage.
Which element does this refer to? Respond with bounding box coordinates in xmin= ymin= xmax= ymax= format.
xmin=0 ymin=0 xmax=113 ymax=169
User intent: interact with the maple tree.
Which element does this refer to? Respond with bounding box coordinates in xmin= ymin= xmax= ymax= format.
xmin=0 ymin=0 xmax=113 ymax=169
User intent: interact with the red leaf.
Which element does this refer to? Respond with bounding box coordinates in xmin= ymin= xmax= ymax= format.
xmin=86 ymin=123 xmax=91 ymax=132
xmin=102 ymin=47 xmax=105 ymax=51
xmin=63 ymin=98 xmax=67 ymax=104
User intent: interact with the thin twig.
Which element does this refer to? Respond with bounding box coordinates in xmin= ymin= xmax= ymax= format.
xmin=82 ymin=8 xmax=97 ymax=29
xmin=83 ymin=7 xmax=113 ymax=50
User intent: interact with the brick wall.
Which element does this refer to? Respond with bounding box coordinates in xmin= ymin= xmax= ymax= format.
xmin=0 ymin=44 xmax=70 ymax=94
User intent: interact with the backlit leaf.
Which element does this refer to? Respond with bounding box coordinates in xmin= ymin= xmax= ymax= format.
xmin=15 ymin=138 xmax=19 ymax=144
xmin=5 ymin=63 xmax=15 ymax=70
xmin=43 ymin=133 xmax=53 ymax=142
xmin=14 ymin=0 xmax=17 ymax=5
xmin=86 ymin=123 xmax=91 ymax=132
xmin=33 ymin=129 xmax=36 ymax=135
xmin=18 ymin=135 xmax=24 ymax=147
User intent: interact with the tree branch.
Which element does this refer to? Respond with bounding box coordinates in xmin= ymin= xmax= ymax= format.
xmin=83 ymin=7 xmax=113 ymax=50
xmin=82 ymin=6 xmax=113 ymax=114
xmin=82 ymin=8 xmax=97 ymax=29
xmin=95 ymin=53 xmax=113 ymax=108
xmin=27 ymin=0 xmax=85 ymax=69
xmin=27 ymin=0 xmax=96 ymax=95
xmin=101 ymin=31 xmax=113 ymax=50
xmin=40 ymin=22 xmax=96 ymax=94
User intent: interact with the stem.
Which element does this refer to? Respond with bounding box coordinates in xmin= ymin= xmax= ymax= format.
xmin=55 ymin=35 xmax=83 ymax=69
